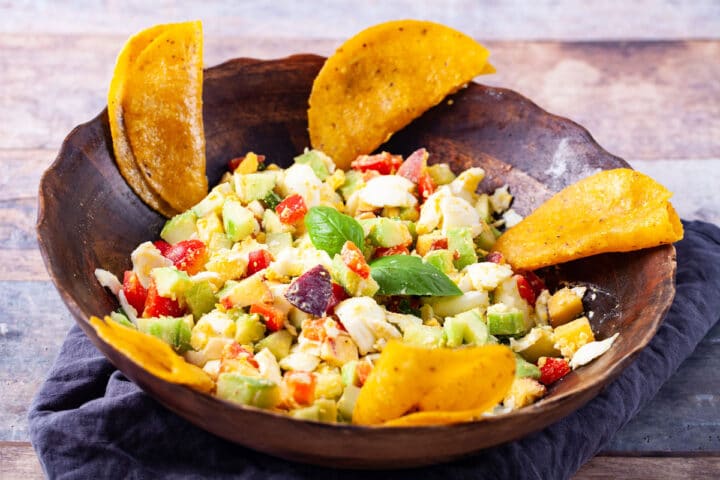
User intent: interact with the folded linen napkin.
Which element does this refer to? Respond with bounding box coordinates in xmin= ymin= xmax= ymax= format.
xmin=29 ymin=221 xmax=720 ymax=479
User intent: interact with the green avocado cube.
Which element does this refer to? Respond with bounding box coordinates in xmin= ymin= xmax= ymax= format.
xmin=331 ymin=255 xmax=379 ymax=297
xmin=460 ymin=309 xmax=489 ymax=345
xmin=223 ymin=199 xmax=256 ymax=242
xmin=110 ymin=311 xmax=135 ymax=329
xmin=448 ymin=227 xmax=477 ymax=270
xmin=294 ymin=149 xmax=331 ymax=180
xmin=515 ymin=354 xmax=541 ymax=379
xmin=427 ymin=163 xmax=456 ymax=185
xmin=487 ymin=306 xmax=527 ymax=336
xmin=403 ymin=324 xmax=444 ymax=348
xmin=160 ymin=210 xmax=198 ymax=244
xmin=290 ymin=404 xmax=321 ymax=421
xmin=151 ymin=267 xmax=191 ymax=302
xmin=475 ymin=221 xmax=497 ymax=252
xmin=236 ymin=172 xmax=276 ymax=204
xmin=341 ymin=360 xmax=359 ymax=387
xmin=361 ymin=217 xmax=412 ymax=248
xmin=136 ymin=315 xmax=193 ymax=353
xmin=185 ymin=281 xmax=216 ymax=319
xmin=255 ymin=330 xmax=293 ymax=360
xmin=234 ymin=313 xmax=266 ymax=345
xmin=216 ymin=373 xmax=280 ymax=409
xmin=443 ymin=315 xmax=465 ymax=348
xmin=339 ymin=170 xmax=364 ymax=200
xmin=337 ymin=385 xmax=361 ymax=421
xmin=424 ymin=249 xmax=456 ymax=274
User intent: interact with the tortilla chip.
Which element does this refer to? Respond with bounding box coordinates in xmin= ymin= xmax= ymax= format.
xmin=308 ymin=20 xmax=493 ymax=169
xmin=492 ymin=168 xmax=684 ymax=270
xmin=90 ymin=316 xmax=213 ymax=393
xmin=352 ymin=341 xmax=515 ymax=426
xmin=108 ymin=21 xmax=207 ymax=216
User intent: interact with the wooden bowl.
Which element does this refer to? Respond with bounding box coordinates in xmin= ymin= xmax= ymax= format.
xmin=37 ymin=55 xmax=676 ymax=469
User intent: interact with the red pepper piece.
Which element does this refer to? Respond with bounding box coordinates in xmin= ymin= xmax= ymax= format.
xmin=164 ymin=239 xmax=208 ymax=275
xmin=539 ymin=357 xmax=571 ymax=385
xmin=142 ymin=280 xmax=185 ymax=318
xmin=250 ymin=303 xmax=285 ymax=332
xmin=246 ymin=249 xmax=274 ymax=276
xmin=122 ymin=271 xmax=148 ymax=314
xmin=351 ymin=152 xmax=403 ymax=175
xmin=341 ymin=241 xmax=370 ymax=279
xmin=276 ymin=194 xmax=308 ymax=225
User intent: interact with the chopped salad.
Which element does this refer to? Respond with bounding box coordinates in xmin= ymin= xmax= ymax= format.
xmin=96 ymin=148 xmax=617 ymax=422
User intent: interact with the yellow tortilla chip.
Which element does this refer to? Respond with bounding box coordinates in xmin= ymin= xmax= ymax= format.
xmin=492 ymin=168 xmax=684 ymax=270
xmin=309 ymin=20 xmax=494 ymax=169
xmin=90 ymin=316 xmax=213 ymax=393
xmin=108 ymin=21 xmax=207 ymax=215
xmin=352 ymin=341 xmax=515 ymax=426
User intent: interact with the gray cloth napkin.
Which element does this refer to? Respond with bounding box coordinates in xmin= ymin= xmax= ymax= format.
xmin=29 ymin=220 xmax=720 ymax=479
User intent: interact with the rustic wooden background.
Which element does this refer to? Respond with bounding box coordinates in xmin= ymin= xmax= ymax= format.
xmin=1 ymin=1 xmax=718 ymax=478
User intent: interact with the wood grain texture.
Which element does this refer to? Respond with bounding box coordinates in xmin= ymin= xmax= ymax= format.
xmin=1 ymin=0 xmax=718 ymax=40
xmin=0 ymin=442 xmax=44 ymax=480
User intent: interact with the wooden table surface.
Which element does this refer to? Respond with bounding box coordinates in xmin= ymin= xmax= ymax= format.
xmin=1 ymin=2 xmax=719 ymax=478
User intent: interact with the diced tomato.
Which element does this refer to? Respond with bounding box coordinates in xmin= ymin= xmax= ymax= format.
xmin=285 ymin=371 xmax=316 ymax=406
xmin=486 ymin=251 xmax=505 ymax=264
xmin=301 ymin=318 xmax=327 ymax=342
xmin=522 ymin=270 xmax=547 ymax=297
xmin=515 ymin=274 xmax=537 ymax=306
xmin=142 ymin=280 xmax=185 ymax=318
xmin=396 ymin=148 xmax=428 ymax=183
xmin=351 ymin=152 xmax=402 ymax=175
xmin=374 ymin=245 xmax=410 ymax=258
xmin=429 ymin=237 xmax=449 ymax=252
xmin=246 ymin=249 xmax=274 ymax=276
xmin=539 ymin=357 xmax=571 ymax=385
xmin=341 ymin=241 xmax=370 ymax=279
xmin=164 ymin=239 xmax=208 ymax=275
xmin=228 ymin=153 xmax=265 ymax=173
xmin=326 ymin=283 xmax=348 ymax=315
xmin=275 ymin=194 xmax=308 ymax=225
xmin=122 ymin=271 xmax=147 ymax=314
xmin=250 ymin=303 xmax=285 ymax=332
xmin=356 ymin=361 xmax=373 ymax=387
xmin=153 ymin=240 xmax=172 ymax=256
xmin=417 ymin=172 xmax=436 ymax=200
xmin=222 ymin=342 xmax=259 ymax=369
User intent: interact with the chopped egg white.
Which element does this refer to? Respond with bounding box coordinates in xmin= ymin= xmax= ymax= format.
xmin=357 ymin=175 xmax=417 ymax=209
xmin=465 ymin=262 xmax=514 ymax=290
xmin=130 ymin=241 xmax=173 ymax=288
xmin=570 ymin=333 xmax=619 ymax=369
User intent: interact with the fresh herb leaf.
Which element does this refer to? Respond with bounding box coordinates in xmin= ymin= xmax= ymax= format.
xmin=305 ymin=206 xmax=365 ymax=257
xmin=370 ymin=255 xmax=462 ymax=296
xmin=262 ymin=191 xmax=282 ymax=210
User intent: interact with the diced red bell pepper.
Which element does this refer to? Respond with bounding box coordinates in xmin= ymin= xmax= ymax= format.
xmin=522 ymin=270 xmax=547 ymax=297
xmin=341 ymin=241 xmax=370 ymax=279
xmin=351 ymin=152 xmax=402 ymax=175
xmin=356 ymin=361 xmax=373 ymax=387
xmin=374 ymin=245 xmax=410 ymax=259
xmin=396 ymin=148 xmax=428 ymax=183
xmin=539 ymin=357 xmax=571 ymax=385
xmin=153 ymin=240 xmax=172 ymax=256
xmin=429 ymin=237 xmax=449 ymax=252
xmin=326 ymin=283 xmax=348 ymax=315
xmin=250 ymin=303 xmax=285 ymax=332
xmin=486 ymin=251 xmax=505 ymax=264
xmin=246 ymin=249 xmax=274 ymax=276
xmin=222 ymin=342 xmax=260 ymax=369
xmin=164 ymin=239 xmax=208 ymax=275
xmin=275 ymin=194 xmax=308 ymax=225
xmin=122 ymin=271 xmax=147 ymax=314
xmin=285 ymin=371 xmax=316 ymax=406
xmin=515 ymin=274 xmax=537 ymax=306
xmin=142 ymin=280 xmax=185 ymax=318
xmin=417 ymin=172 xmax=436 ymax=200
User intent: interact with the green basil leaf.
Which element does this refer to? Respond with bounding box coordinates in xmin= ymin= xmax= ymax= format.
xmin=305 ymin=206 xmax=365 ymax=257
xmin=370 ymin=255 xmax=462 ymax=296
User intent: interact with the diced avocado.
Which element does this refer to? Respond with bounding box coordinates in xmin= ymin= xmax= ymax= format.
xmin=110 ymin=311 xmax=135 ymax=329
xmin=216 ymin=372 xmax=280 ymax=409
xmin=424 ymin=249 xmax=455 ymax=274
xmin=208 ymin=231 xmax=233 ymax=252
xmin=151 ymin=267 xmax=191 ymax=301
xmin=262 ymin=209 xmax=290 ymax=234
xmin=234 ymin=313 xmax=266 ymax=345
xmin=461 ymin=309 xmax=489 ymax=346
xmin=192 ymin=188 xmax=225 ymax=218
xmin=266 ymin=232 xmax=293 ymax=256
xmin=361 ymin=217 xmax=412 ymax=248
xmin=487 ymin=304 xmax=527 ymax=336
xmin=443 ymin=316 xmax=465 ymax=348
xmin=137 ymin=315 xmax=193 ymax=352
xmin=510 ymin=326 xmax=560 ymax=363
xmin=337 ymin=384 xmax=361 ymax=420
xmin=315 ymin=370 xmax=344 ymax=400
xmin=427 ymin=163 xmax=456 ymax=185
xmin=222 ymin=199 xmax=256 ymax=242
xmin=291 ymin=404 xmax=321 ymax=421
xmin=294 ymin=149 xmax=331 ymax=180
xmin=255 ymin=330 xmax=293 ymax=360
xmin=548 ymin=287 xmax=584 ymax=327
xmin=315 ymin=398 xmax=338 ymax=422
xmin=185 ymin=281 xmax=216 ymax=319
xmin=331 ymin=255 xmax=379 ymax=297
xmin=475 ymin=222 xmax=497 ymax=251
xmin=339 ymin=169 xmax=364 ymax=200
xmin=160 ymin=210 xmax=198 ymax=244
xmin=494 ymin=276 xmax=532 ymax=331
xmin=475 ymin=193 xmax=492 ymax=223
xmin=515 ymin=354 xmax=541 ymax=379
xmin=235 ymin=172 xmax=276 ymax=204
xmin=398 ymin=206 xmax=419 ymax=222
xmin=403 ymin=323 xmax=444 ymax=348
xmin=447 ymin=227 xmax=477 ymax=270
xmin=341 ymin=360 xmax=359 ymax=387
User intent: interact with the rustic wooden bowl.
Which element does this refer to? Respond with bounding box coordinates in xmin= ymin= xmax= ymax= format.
xmin=37 ymin=55 xmax=676 ymax=469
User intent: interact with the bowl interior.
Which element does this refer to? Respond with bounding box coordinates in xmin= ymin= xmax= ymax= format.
xmin=36 ymin=54 xmax=676 ymax=468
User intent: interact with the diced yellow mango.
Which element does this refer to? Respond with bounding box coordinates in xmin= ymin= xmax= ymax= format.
xmin=196 ymin=212 xmax=224 ymax=244
xmin=503 ymin=377 xmax=547 ymax=410
xmin=510 ymin=326 xmax=560 ymax=363
xmin=548 ymin=287 xmax=584 ymax=327
xmin=553 ymin=316 xmax=595 ymax=358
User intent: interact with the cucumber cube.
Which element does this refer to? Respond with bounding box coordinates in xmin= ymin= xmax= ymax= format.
xmin=160 ymin=210 xmax=198 ymax=244
xmin=216 ymin=373 xmax=280 ymax=409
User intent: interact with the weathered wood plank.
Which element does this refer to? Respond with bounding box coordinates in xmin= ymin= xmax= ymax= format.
xmin=0 ymin=199 xmax=38 ymax=250
xmin=0 ymin=0 xmax=718 ymax=40
xmin=0 ymin=250 xmax=48 ymax=282
xmin=0 ymin=150 xmax=55 ymax=202
xmin=0 ymin=442 xmax=44 ymax=479
xmin=0 ymin=36 xmax=718 ymax=161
